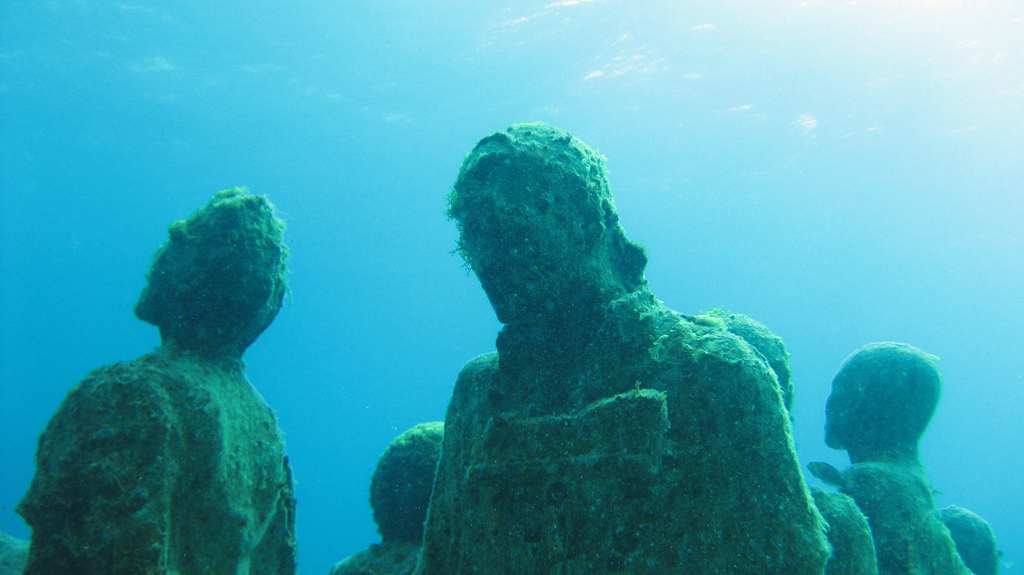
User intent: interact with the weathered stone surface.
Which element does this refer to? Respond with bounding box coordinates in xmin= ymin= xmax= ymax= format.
xmin=135 ymin=187 xmax=289 ymax=360
xmin=841 ymin=463 xmax=967 ymax=575
xmin=17 ymin=188 xmax=296 ymax=574
xmin=709 ymin=307 xmax=794 ymax=412
xmin=0 ymin=531 xmax=28 ymax=575
xmin=417 ymin=123 xmax=830 ymax=575
xmin=810 ymin=487 xmax=878 ymax=575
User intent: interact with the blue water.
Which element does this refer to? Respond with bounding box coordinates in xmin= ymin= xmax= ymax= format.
xmin=1 ymin=1 xmax=1021 ymax=573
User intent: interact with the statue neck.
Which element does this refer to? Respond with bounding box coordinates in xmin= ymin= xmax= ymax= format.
xmin=847 ymin=443 xmax=923 ymax=468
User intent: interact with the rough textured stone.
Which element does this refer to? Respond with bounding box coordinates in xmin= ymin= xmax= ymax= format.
xmin=940 ymin=505 xmax=1001 ymax=575
xmin=0 ymin=531 xmax=28 ymax=575
xmin=841 ymin=463 xmax=968 ymax=575
xmin=17 ymin=188 xmax=296 ymax=575
xmin=708 ymin=307 xmax=794 ymax=412
xmin=810 ymin=487 xmax=878 ymax=575
xmin=823 ymin=342 xmax=971 ymax=575
xmin=417 ymin=123 xmax=830 ymax=575
xmin=135 ymin=186 xmax=289 ymax=359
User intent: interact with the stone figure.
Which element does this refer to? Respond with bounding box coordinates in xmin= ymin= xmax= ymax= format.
xmin=330 ymin=422 xmax=444 ymax=575
xmin=416 ymin=123 xmax=830 ymax=574
xmin=811 ymin=342 xmax=975 ymax=575
xmin=17 ymin=187 xmax=297 ymax=574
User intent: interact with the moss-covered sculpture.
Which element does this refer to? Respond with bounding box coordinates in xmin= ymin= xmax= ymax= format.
xmin=706 ymin=306 xmax=794 ymax=412
xmin=330 ymin=422 xmax=444 ymax=575
xmin=371 ymin=422 xmax=445 ymax=544
xmin=17 ymin=187 xmax=297 ymax=575
xmin=812 ymin=342 xmax=974 ymax=575
xmin=416 ymin=123 xmax=830 ymax=574
xmin=135 ymin=187 xmax=290 ymax=360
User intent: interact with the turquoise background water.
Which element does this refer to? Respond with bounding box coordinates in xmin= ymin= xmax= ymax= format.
xmin=2 ymin=1 xmax=1021 ymax=573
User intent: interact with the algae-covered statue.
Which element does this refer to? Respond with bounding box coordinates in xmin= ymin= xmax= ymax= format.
xmin=810 ymin=342 xmax=998 ymax=575
xmin=416 ymin=123 xmax=830 ymax=574
xmin=17 ymin=187 xmax=297 ymax=574
xmin=330 ymin=422 xmax=444 ymax=575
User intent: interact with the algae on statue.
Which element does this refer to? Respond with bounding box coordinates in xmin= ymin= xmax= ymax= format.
xmin=17 ymin=187 xmax=297 ymax=575
xmin=417 ymin=123 xmax=831 ymax=575
xmin=703 ymin=306 xmax=796 ymax=414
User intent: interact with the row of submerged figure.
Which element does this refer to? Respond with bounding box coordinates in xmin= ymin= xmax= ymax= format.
xmin=4 ymin=123 xmax=1000 ymax=575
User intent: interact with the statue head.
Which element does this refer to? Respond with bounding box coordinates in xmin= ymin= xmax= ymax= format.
xmin=447 ymin=123 xmax=647 ymax=326
xmin=825 ymin=342 xmax=942 ymax=463
xmin=135 ymin=187 xmax=289 ymax=360
xmin=370 ymin=422 xmax=444 ymax=544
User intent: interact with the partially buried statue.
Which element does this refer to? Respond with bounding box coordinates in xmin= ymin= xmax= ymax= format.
xmin=810 ymin=342 xmax=1000 ymax=575
xmin=416 ymin=123 xmax=831 ymax=574
xmin=17 ymin=187 xmax=297 ymax=574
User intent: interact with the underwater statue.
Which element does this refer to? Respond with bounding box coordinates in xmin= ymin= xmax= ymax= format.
xmin=940 ymin=505 xmax=1002 ymax=575
xmin=810 ymin=342 xmax=997 ymax=575
xmin=330 ymin=422 xmax=444 ymax=575
xmin=17 ymin=187 xmax=297 ymax=574
xmin=416 ymin=123 xmax=831 ymax=574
